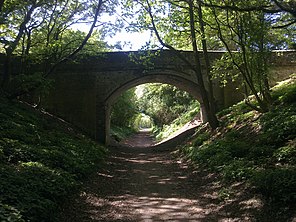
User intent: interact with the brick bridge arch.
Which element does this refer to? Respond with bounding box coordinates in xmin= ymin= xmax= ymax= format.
xmin=36 ymin=50 xmax=295 ymax=144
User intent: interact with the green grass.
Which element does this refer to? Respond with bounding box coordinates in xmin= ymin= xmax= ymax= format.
xmin=1 ymin=75 xmax=295 ymax=221
xmin=0 ymin=98 xmax=107 ymax=222
xmin=153 ymin=102 xmax=200 ymax=141
xmin=110 ymin=125 xmax=137 ymax=142
xmin=180 ymin=75 xmax=296 ymax=204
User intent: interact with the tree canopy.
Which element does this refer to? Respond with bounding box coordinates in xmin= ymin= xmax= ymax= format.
xmin=1 ymin=0 xmax=295 ymax=127
xmin=120 ymin=0 xmax=295 ymax=127
xmin=0 ymin=0 xmax=119 ymax=97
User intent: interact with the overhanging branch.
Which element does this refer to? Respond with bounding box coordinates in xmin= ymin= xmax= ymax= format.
xmin=45 ymin=0 xmax=103 ymax=77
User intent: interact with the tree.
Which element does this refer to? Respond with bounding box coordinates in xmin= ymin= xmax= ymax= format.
xmin=111 ymin=88 xmax=139 ymax=128
xmin=123 ymin=0 xmax=219 ymax=128
xmin=0 ymin=0 xmax=118 ymax=98
xmin=206 ymin=0 xmax=295 ymax=112
xmin=137 ymin=83 xmax=199 ymax=127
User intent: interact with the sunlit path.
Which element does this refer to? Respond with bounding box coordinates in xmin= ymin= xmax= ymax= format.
xmin=58 ymin=136 xmax=266 ymax=222
xmin=119 ymin=129 xmax=156 ymax=148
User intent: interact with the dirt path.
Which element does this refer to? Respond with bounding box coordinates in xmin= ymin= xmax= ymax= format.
xmin=58 ymin=131 xmax=288 ymax=222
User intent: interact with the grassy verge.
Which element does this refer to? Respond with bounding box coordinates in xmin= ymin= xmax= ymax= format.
xmin=110 ymin=125 xmax=137 ymax=142
xmin=179 ymin=75 xmax=296 ymax=217
xmin=0 ymin=98 xmax=107 ymax=222
xmin=154 ymin=101 xmax=200 ymax=141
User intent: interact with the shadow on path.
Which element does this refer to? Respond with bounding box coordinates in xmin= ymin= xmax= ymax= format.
xmin=58 ymin=132 xmax=295 ymax=222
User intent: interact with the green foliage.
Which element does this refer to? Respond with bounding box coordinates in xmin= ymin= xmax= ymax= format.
xmin=217 ymin=101 xmax=252 ymax=121
xmin=138 ymin=83 xmax=200 ymax=140
xmin=222 ymin=159 xmax=255 ymax=181
xmin=153 ymin=104 xmax=199 ymax=141
xmin=208 ymin=0 xmax=295 ymax=112
xmin=190 ymin=133 xmax=253 ymax=172
xmin=273 ymin=139 xmax=296 ymax=164
xmin=0 ymin=97 xmax=106 ymax=221
xmin=251 ymin=168 xmax=296 ymax=202
xmin=110 ymin=125 xmax=136 ymax=142
xmin=180 ymin=77 xmax=296 ymax=203
xmin=271 ymin=75 xmax=296 ymax=104
xmin=0 ymin=163 xmax=75 ymax=221
xmin=134 ymin=113 xmax=153 ymax=129
xmin=1 ymin=0 xmax=115 ymax=97
xmin=217 ymin=187 xmax=232 ymax=201
xmin=192 ymin=132 xmax=210 ymax=147
xmin=128 ymin=50 xmax=161 ymax=69
xmin=111 ymin=88 xmax=139 ymax=128
xmin=110 ymin=88 xmax=140 ymax=141
xmin=0 ymin=202 xmax=25 ymax=222
xmin=110 ymin=83 xmax=200 ymax=142
xmin=259 ymin=105 xmax=296 ymax=146
xmin=9 ymin=72 xmax=54 ymax=98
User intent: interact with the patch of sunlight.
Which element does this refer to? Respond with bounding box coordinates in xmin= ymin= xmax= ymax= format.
xmin=135 ymin=85 xmax=145 ymax=98
xmin=135 ymin=113 xmax=153 ymax=131
xmin=272 ymin=73 xmax=296 ymax=90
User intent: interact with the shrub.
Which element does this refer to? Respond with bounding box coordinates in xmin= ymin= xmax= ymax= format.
xmin=259 ymin=105 xmax=296 ymax=146
xmin=180 ymin=76 xmax=296 ymax=209
xmin=271 ymin=75 xmax=296 ymax=104
xmin=273 ymin=139 xmax=296 ymax=164
xmin=0 ymin=163 xmax=77 ymax=221
xmin=0 ymin=202 xmax=25 ymax=222
xmin=192 ymin=132 xmax=210 ymax=147
xmin=0 ymin=98 xmax=107 ymax=221
xmin=251 ymin=168 xmax=296 ymax=202
xmin=222 ymin=159 xmax=255 ymax=181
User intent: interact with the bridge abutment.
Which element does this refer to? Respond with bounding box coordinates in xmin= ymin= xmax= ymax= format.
xmin=95 ymin=102 xmax=108 ymax=144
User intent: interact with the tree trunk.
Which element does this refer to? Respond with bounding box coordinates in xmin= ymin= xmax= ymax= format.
xmin=197 ymin=1 xmax=216 ymax=113
xmin=188 ymin=0 xmax=219 ymax=128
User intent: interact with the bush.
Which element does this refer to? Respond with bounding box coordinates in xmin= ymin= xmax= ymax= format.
xmin=222 ymin=159 xmax=255 ymax=181
xmin=259 ymin=105 xmax=296 ymax=146
xmin=179 ymin=77 xmax=296 ymax=209
xmin=271 ymin=75 xmax=296 ymax=104
xmin=273 ymin=139 xmax=296 ymax=164
xmin=0 ymin=202 xmax=25 ymax=222
xmin=0 ymin=163 xmax=76 ymax=221
xmin=110 ymin=125 xmax=136 ymax=142
xmin=251 ymin=168 xmax=296 ymax=202
xmin=192 ymin=132 xmax=210 ymax=147
xmin=0 ymin=98 xmax=107 ymax=221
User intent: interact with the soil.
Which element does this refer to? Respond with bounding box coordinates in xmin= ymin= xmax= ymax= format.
xmin=58 ymin=131 xmax=295 ymax=222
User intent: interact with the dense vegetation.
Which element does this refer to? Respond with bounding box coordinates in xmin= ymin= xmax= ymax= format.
xmin=179 ymin=75 xmax=296 ymax=218
xmin=110 ymin=88 xmax=139 ymax=141
xmin=123 ymin=0 xmax=296 ymax=128
xmin=1 ymin=0 xmax=295 ymax=128
xmin=0 ymin=0 xmax=118 ymax=100
xmin=110 ymin=83 xmax=199 ymax=142
xmin=0 ymin=98 xmax=106 ymax=221
xmin=137 ymin=83 xmax=199 ymax=141
xmin=0 ymin=0 xmax=295 ymax=220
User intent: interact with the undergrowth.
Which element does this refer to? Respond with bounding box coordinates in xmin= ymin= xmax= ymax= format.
xmin=110 ymin=125 xmax=137 ymax=142
xmin=180 ymin=75 xmax=296 ymax=205
xmin=154 ymin=102 xmax=200 ymax=141
xmin=0 ymin=98 xmax=107 ymax=221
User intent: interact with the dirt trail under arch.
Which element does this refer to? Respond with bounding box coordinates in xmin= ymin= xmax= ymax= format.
xmin=58 ymin=131 xmax=280 ymax=222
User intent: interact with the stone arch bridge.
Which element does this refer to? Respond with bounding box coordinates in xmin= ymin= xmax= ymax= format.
xmin=39 ymin=50 xmax=295 ymax=144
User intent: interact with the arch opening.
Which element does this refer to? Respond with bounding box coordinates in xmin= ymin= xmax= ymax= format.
xmin=105 ymin=74 xmax=205 ymax=146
